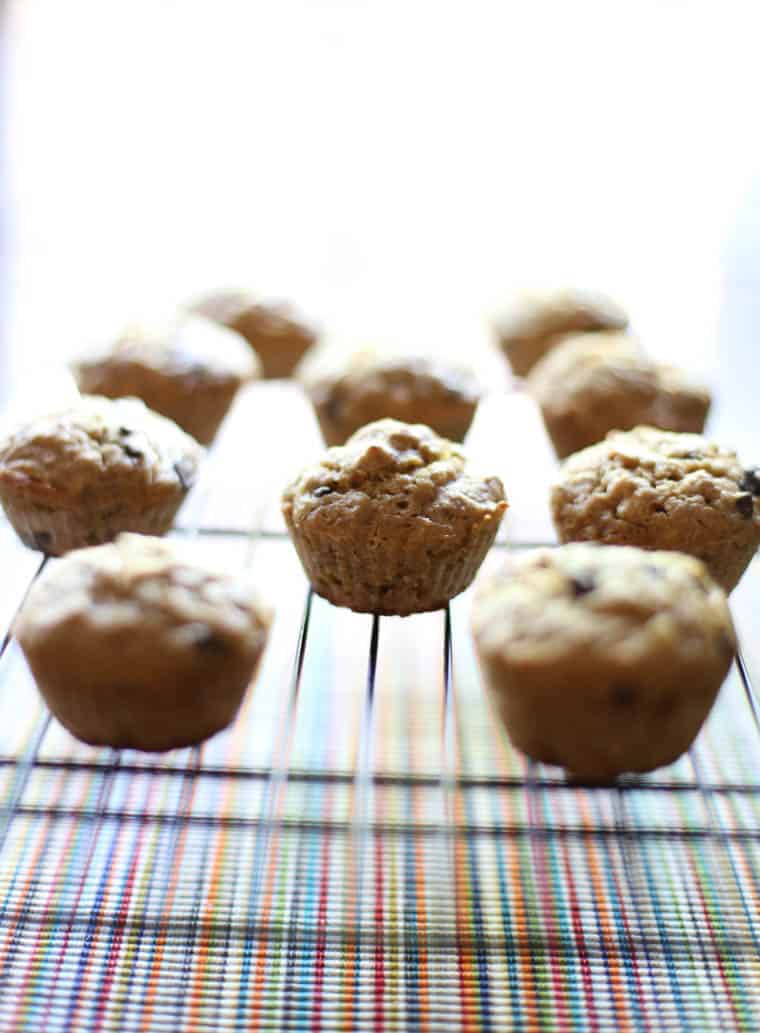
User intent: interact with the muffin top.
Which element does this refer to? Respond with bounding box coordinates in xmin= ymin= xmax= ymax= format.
xmin=282 ymin=418 xmax=506 ymax=534
xmin=496 ymin=288 xmax=627 ymax=337
xmin=74 ymin=313 xmax=260 ymax=386
xmin=493 ymin=289 xmax=629 ymax=371
xmin=0 ymin=395 xmax=203 ymax=503
xmin=528 ymin=333 xmax=709 ymax=414
xmin=472 ymin=543 xmax=735 ymax=668
xmin=552 ymin=426 xmax=760 ymax=539
xmin=15 ymin=533 xmax=271 ymax=657
xmin=190 ymin=290 xmax=316 ymax=347
xmin=300 ymin=348 xmax=481 ymax=410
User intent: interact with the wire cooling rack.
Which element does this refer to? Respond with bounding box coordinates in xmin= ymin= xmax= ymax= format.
xmin=0 ymin=383 xmax=759 ymax=1032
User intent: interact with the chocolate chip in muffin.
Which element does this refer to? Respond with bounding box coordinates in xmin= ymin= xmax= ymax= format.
xmin=739 ymin=468 xmax=760 ymax=496
xmin=718 ymin=631 xmax=737 ymax=659
xmin=193 ymin=629 xmax=228 ymax=653
xmin=736 ymin=493 xmax=755 ymax=519
xmin=569 ymin=574 xmax=596 ymax=596
xmin=121 ymin=443 xmax=143 ymax=461
xmin=174 ymin=459 xmax=194 ymax=491
xmin=611 ymin=683 xmax=637 ymax=707
xmin=282 ymin=418 xmax=507 ymax=615
xmin=32 ymin=531 xmax=52 ymax=552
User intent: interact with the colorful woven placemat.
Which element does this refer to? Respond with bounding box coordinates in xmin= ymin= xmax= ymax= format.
xmin=0 ymin=385 xmax=758 ymax=1031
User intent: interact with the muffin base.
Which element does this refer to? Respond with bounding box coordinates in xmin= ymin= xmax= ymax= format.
xmin=480 ymin=655 xmax=724 ymax=782
xmin=288 ymin=515 xmax=501 ymax=616
xmin=25 ymin=648 xmax=263 ymax=751
xmin=554 ymin=524 xmax=757 ymax=595
xmin=540 ymin=393 xmax=711 ymax=460
xmin=1 ymin=495 xmax=187 ymax=556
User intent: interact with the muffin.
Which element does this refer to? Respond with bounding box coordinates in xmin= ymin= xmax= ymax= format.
xmin=72 ymin=313 xmax=260 ymax=445
xmin=0 ymin=396 xmax=203 ymax=555
xmin=492 ymin=288 xmax=629 ymax=377
xmin=299 ymin=348 xmax=481 ymax=446
xmin=551 ymin=426 xmax=760 ymax=593
xmin=189 ymin=289 xmax=317 ymax=379
xmin=15 ymin=534 xmax=271 ymax=750
xmin=472 ymin=543 xmax=736 ymax=780
xmin=528 ymin=333 xmax=711 ymax=458
xmin=282 ymin=418 xmax=507 ymax=615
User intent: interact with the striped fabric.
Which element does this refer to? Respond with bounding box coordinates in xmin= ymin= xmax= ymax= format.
xmin=0 ymin=384 xmax=759 ymax=1031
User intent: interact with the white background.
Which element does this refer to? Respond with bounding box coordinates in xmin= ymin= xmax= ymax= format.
xmin=3 ymin=0 xmax=760 ymax=450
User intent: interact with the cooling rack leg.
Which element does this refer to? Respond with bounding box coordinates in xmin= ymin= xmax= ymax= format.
xmin=0 ymin=710 xmax=51 ymax=856
xmin=339 ymin=615 xmax=380 ymax=1027
xmin=736 ymin=652 xmax=760 ymax=731
xmin=234 ymin=588 xmax=313 ymax=1025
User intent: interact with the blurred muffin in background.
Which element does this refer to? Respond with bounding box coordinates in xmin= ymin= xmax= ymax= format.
xmin=298 ymin=345 xmax=482 ymax=445
xmin=188 ymin=289 xmax=317 ymax=379
xmin=528 ymin=332 xmax=710 ymax=458
xmin=72 ymin=313 xmax=259 ymax=445
xmin=492 ymin=288 xmax=629 ymax=377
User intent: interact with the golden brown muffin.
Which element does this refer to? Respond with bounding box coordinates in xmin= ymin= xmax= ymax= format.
xmin=472 ymin=543 xmax=736 ymax=781
xmin=551 ymin=426 xmax=760 ymax=593
xmin=528 ymin=333 xmax=710 ymax=458
xmin=299 ymin=348 xmax=481 ymax=446
xmin=0 ymin=396 xmax=203 ymax=555
xmin=492 ymin=288 xmax=629 ymax=377
xmin=188 ymin=289 xmax=317 ymax=379
xmin=15 ymin=534 xmax=271 ymax=751
xmin=282 ymin=418 xmax=507 ymax=615
xmin=72 ymin=313 xmax=260 ymax=445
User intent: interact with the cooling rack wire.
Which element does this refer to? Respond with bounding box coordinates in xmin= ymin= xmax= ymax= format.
xmin=0 ymin=381 xmax=758 ymax=1033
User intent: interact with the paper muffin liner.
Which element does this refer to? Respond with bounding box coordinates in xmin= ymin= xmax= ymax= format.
xmin=287 ymin=513 xmax=502 ymax=616
xmin=555 ymin=525 xmax=757 ymax=596
xmin=164 ymin=381 xmax=243 ymax=446
xmin=0 ymin=494 xmax=186 ymax=556
xmin=311 ymin=406 xmax=348 ymax=447
xmin=541 ymin=388 xmax=712 ymax=461
xmin=690 ymin=540 xmax=757 ymax=595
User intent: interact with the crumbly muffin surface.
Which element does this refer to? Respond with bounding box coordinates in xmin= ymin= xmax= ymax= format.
xmin=17 ymin=533 xmax=269 ymax=655
xmin=283 ymin=418 xmax=503 ymax=531
xmin=0 ymin=395 xmax=202 ymax=501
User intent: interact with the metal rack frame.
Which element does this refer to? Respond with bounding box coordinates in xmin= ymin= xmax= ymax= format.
xmin=0 ymin=525 xmax=759 ymax=1029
